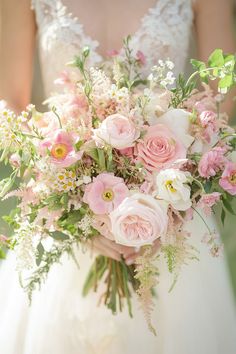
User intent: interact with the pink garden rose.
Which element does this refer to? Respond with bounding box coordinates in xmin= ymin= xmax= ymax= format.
xmin=135 ymin=124 xmax=186 ymax=172
xmin=109 ymin=193 xmax=168 ymax=247
xmin=39 ymin=129 xmax=82 ymax=168
xmin=198 ymin=192 xmax=221 ymax=216
xmin=93 ymin=113 xmax=140 ymax=149
xmin=83 ymin=173 xmax=129 ymax=214
xmin=198 ymin=147 xmax=226 ymax=178
xmin=219 ymin=162 xmax=236 ymax=195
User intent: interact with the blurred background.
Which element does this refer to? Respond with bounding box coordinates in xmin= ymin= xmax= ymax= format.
xmin=0 ymin=3 xmax=236 ymax=299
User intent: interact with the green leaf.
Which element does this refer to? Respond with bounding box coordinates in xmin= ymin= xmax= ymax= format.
xmin=36 ymin=242 xmax=45 ymax=266
xmin=223 ymin=54 xmax=235 ymax=71
xmin=208 ymin=49 xmax=224 ymax=68
xmin=86 ymin=148 xmax=99 ymax=163
xmin=204 ymin=180 xmax=212 ymax=193
xmin=97 ymin=149 xmax=106 ymax=171
xmin=221 ymin=208 xmax=226 ymax=226
xmin=222 ymin=197 xmax=236 ymax=215
xmin=218 ymin=74 xmax=233 ymax=90
xmin=0 ymin=248 xmax=6 ymax=259
xmin=50 ymin=231 xmax=70 ymax=241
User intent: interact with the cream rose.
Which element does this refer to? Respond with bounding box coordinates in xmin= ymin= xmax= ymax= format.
xmin=155 ymin=168 xmax=192 ymax=211
xmin=109 ymin=193 xmax=168 ymax=247
xmin=93 ymin=113 xmax=140 ymax=149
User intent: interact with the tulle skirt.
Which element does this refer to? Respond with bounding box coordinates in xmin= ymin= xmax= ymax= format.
xmin=0 ymin=215 xmax=236 ymax=354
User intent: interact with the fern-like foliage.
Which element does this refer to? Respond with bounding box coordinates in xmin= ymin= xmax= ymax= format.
xmin=162 ymin=231 xmax=199 ymax=292
xmin=134 ymin=246 xmax=159 ymax=336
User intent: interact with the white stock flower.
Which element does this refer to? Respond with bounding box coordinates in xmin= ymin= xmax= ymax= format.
xmin=155 ymin=169 xmax=192 ymax=211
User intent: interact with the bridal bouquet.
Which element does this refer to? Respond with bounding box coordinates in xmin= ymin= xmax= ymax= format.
xmin=0 ymin=37 xmax=236 ymax=334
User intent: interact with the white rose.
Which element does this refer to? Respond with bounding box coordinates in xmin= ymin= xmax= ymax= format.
xmin=93 ymin=113 xmax=140 ymax=149
xmin=153 ymin=108 xmax=194 ymax=149
xmin=155 ymin=169 xmax=192 ymax=211
xmin=109 ymin=193 xmax=168 ymax=247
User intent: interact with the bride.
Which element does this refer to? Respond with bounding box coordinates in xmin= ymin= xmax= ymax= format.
xmin=0 ymin=0 xmax=236 ymax=353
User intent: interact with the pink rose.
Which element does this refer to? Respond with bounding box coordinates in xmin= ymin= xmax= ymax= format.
xmin=39 ymin=129 xmax=82 ymax=168
xmin=219 ymin=162 xmax=236 ymax=195
xmin=197 ymin=192 xmax=221 ymax=216
xmin=83 ymin=173 xmax=129 ymax=214
xmin=198 ymin=147 xmax=226 ymax=178
xmin=93 ymin=114 xmax=140 ymax=149
xmin=109 ymin=193 xmax=168 ymax=247
xmin=135 ymin=124 xmax=186 ymax=172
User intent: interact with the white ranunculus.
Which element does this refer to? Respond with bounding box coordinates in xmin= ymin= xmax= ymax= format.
xmin=155 ymin=169 xmax=192 ymax=211
xmin=154 ymin=109 xmax=194 ymax=149
xmin=109 ymin=193 xmax=168 ymax=247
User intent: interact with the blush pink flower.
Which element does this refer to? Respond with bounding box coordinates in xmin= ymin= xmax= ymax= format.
xmin=135 ymin=124 xmax=186 ymax=172
xmin=109 ymin=193 xmax=168 ymax=247
xmin=199 ymin=110 xmax=218 ymax=143
xmin=136 ymin=50 xmax=146 ymax=66
xmin=198 ymin=192 xmax=221 ymax=216
xmin=39 ymin=129 xmax=82 ymax=168
xmin=92 ymin=214 xmax=114 ymax=240
xmin=219 ymin=162 xmax=236 ymax=195
xmin=83 ymin=173 xmax=129 ymax=214
xmin=198 ymin=147 xmax=226 ymax=178
xmin=93 ymin=113 xmax=140 ymax=149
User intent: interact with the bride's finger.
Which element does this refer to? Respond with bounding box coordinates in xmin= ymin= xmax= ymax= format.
xmin=96 ymin=236 xmax=135 ymax=256
xmin=92 ymin=241 xmax=121 ymax=261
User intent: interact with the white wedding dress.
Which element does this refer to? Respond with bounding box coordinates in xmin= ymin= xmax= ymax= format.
xmin=0 ymin=1 xmax=236 ymax=353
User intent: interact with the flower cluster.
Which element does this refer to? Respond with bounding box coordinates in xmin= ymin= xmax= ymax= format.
xmin=0 ymin=43 xmax=235 ymax=333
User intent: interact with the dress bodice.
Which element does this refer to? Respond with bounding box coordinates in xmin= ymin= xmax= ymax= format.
xmin=31 ymin=0 xmax=194 ymax=96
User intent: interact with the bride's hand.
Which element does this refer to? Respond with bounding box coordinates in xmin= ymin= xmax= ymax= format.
xmin=90 ymin=235 xmax=137 ymax=262
xmin=123 ymin=239 xmax=161 ymax=265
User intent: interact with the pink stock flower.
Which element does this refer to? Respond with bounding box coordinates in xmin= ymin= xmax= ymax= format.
xmin=40 ymin=130 xmax=82 ymax=168
xmin=198 ymin=192 xmax=221 ymax=216
xmin=83 ymin=173 xmax=129 ymax=214
xmin=199 ymin=110 xmax=218 ymax=143
xmin=198 ymin=147 xmax=226 ymax=178
xmin=135 ymin=124 xmax=186 ymax=172
xmin=219 ymin=162 xmax=236 ymax=195
xmin=109 ymin=193 xmax=168 ymax=247
xmin=136 ymin=50 xmax=146 ymax=66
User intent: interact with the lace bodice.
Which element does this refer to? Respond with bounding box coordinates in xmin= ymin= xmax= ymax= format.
xmin=32 ymin=0 xmax=194 ymax=96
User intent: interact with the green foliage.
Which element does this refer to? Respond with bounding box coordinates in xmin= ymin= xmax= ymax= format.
xmin=191 ymin=49 xmax=236 ymax=93
xmin=170 ymin=74 xmax=196 ymax=108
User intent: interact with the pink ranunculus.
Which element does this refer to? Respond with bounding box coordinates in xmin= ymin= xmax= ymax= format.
xmin=109 ymin=193 xmax=168 ymax=247
xmin=198 ymin=147 xmax=226 ymax=178
xmin=219 ymin=162 xmax=236 ymax=195
xmin=83 ymin=173 xmax=129 ymax=214
xmin=93 ymin=113 xmax=140 ymax=149
xmin=198 ymin=192 xmax=221 ymax=216
xmin=39 ymin=129 xmax=82 ymax=168
xmin=199 ymin=110 xmax=218 ymax=143
xmin=135 ymin=124 xmax=186 ymax=172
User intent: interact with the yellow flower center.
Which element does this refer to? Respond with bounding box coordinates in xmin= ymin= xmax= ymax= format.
xmin=51 ymin=143 xmax=68 ymax=159
xmin=229 ymin=172 xmax=236 ymax=185
xmin=102 ymin=189 xmax=114 ymax=202
xmin=165 ymin=180 xmax=177 ymax=193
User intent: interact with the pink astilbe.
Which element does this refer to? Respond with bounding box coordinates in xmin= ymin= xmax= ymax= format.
xmin=197 ymin=192 xmax=221 ymax=216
